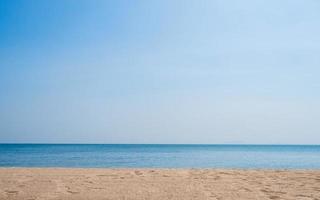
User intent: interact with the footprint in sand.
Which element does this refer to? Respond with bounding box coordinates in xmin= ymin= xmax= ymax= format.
xmin=65 ymin=186 xmax=80 ymax=194
xmin=260 ymin=189 xmax=269 ymax=193
xmin=5 ymin=190 xmax=19 ymax=195
xmin=85 ymin=180 xmax=94 ymax=184
xmin=213 ymin=176 xmax=220 ymax=180
xmin=67 ymin=190 xmax=80 ymax=194
xmin=134 ymin=170 xmax=143 ymax=176
xmin=239 ymin=187 xmax=252 ymax=192
xmin=269 ymin=195 xmax=280 ymax=199
xmin=295 ymin=194 xmax=314 ymax=200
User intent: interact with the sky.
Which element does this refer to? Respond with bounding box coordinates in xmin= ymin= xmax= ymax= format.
xmin=0 ymin=0 xmax=320 ymax=144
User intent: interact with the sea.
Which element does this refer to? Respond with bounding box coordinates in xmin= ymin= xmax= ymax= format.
xmin=0 ymin=144 xmax=320 ymax=169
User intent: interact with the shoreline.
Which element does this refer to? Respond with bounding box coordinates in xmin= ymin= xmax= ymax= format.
xmin=1 ymin=168 xmax=320 ymax=200
xmin=1 ymin=166 xmax=320 ymax=170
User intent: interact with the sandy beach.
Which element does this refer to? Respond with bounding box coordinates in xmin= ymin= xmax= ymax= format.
xmin=0 ymin=168 xmax=319 ymax=200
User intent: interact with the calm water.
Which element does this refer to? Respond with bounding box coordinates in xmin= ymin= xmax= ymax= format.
xmin=0 ymin=144 xmax=320 ymax=169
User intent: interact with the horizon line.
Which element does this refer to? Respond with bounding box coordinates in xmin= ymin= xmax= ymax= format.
xmin=0 ymin=143 xmax=320 ymax=146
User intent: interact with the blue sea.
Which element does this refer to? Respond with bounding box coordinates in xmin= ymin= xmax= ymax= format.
xmin=0 ymin=144 xmax=320 ymax=169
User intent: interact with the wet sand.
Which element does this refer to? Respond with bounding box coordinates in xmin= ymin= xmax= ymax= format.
xmin=0 ymin=168 xmax=320 ymax=200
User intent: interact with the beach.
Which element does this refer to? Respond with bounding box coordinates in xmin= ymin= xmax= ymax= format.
xmin=0 ymin=168 xmax=319 ymax=200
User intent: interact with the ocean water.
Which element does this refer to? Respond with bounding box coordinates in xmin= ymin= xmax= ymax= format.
xmin=0 ymin=144 xmax=320 ymax=169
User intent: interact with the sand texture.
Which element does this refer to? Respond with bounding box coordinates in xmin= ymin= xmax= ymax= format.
xmin=0 ymin=168 xmax=320 ymax=200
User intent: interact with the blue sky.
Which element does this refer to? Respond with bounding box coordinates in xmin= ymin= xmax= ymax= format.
xmin=0 ymin=0 xmax=320 ymax=144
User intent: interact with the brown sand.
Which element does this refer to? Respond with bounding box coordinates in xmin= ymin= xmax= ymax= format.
xmin=0 ymin=168 xmax=320 ymax=200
